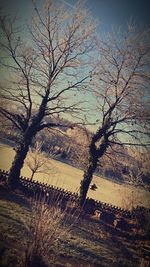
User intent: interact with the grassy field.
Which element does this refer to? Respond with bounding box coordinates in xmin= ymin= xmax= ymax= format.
xmin=0 ymin=188 xmax=144 ymax=267
xmin=0 ymin=143 xmax=150 ymax=210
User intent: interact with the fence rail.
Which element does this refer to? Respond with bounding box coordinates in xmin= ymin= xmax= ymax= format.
xmin=0 ymin=169 xmax=142 ymax=217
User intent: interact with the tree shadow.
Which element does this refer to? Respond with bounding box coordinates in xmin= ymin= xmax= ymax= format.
xmin=0 ymin=187 xmax=31 ymax=210
xmin=72 ymin=218 xmax=140 ymax=266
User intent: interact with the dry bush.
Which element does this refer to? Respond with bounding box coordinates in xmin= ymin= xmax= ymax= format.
xmin=23 ymin=192 xmax=81 ymax=267
xmin=121 ymin=190 xmax=140 ymax=212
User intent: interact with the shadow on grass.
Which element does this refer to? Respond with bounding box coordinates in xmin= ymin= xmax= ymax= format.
xmin=0 ymin=208 xmax=29 ymax=232
xmin=60 ymin=239 xmax=106 ymax=266
xmin=71 ymin=218 xmax=141 ymax=266
xmin=0 ymin=186 xmax=31 ymax=210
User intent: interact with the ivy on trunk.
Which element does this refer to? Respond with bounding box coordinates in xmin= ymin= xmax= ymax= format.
xmin=79 ymin=124 xmax=110 ymax=206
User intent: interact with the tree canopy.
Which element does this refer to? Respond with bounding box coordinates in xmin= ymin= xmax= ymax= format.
xmin=0 ymin=0 xmax=96 ymax=187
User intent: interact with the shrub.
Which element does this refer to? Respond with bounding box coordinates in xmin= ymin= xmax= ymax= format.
xmin=23 ymin=193 xmax=80 ymax=267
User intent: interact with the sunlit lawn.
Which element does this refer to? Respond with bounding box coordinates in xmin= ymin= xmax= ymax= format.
xmin=0 ymin=143 xmax=150 ymax=209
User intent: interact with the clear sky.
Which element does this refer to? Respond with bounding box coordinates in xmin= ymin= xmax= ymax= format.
xmin=79 ymin=0 xmax=150 ymax=30
xmin=1 ymin=0 xmax=150 ymax=130
xmin=61 ymin=0 xmax=150 ymax=31
xmin=1 ymin=0 xmax=150 ymax=29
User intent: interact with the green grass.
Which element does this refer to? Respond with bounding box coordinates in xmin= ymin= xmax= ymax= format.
xmin=0 ymin=188 xmax=143 ymax=267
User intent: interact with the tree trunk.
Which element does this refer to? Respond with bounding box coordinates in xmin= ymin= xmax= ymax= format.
xmin=8 ymin=135 xmax=33 ymax=188
xmin=30 ymin=171 xmax=35 ymax=181
xmin=79 ymin=155 xmax=98 ymax=206
xmin=7 ymin=93 xmax=49 ymax=189
xmin=79 ymin=131 xmax=109 ymax=206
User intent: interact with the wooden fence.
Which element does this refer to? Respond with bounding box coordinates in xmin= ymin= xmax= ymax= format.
xmin=3 ymin=168 xmax=149 ymax=220
xmin=0 ymin=169 xmax=133 ymax=216
xmin=1 ymin=169 xmax=150 ymax=238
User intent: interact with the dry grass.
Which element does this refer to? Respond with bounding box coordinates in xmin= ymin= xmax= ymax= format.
xmin=0 ymin=186 xmax=81 ymax=267
xmin=0 ymin=187 xmax=145 ymax=267
xmin=0 ymin=144 xmax=149 ymax=209
xmin=22 ymin=190 xmax=81 ymax=267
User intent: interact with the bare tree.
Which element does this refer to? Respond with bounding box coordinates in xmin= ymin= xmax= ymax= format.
xmin=25 ymin=141 xmax=52 ymax=181
xmin=130 ymin=148 xmax=150 ymax=184
xmin=80 ymin=24 xmax=150 ymax=205
xmin=0 ymin=0 xmax=96 ymax=188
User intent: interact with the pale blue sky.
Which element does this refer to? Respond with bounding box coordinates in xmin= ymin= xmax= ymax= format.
xmin=1 ymin=0 xmax=150 ymax=130
xmin=1 ymin=0 xmax=150 ymax=29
